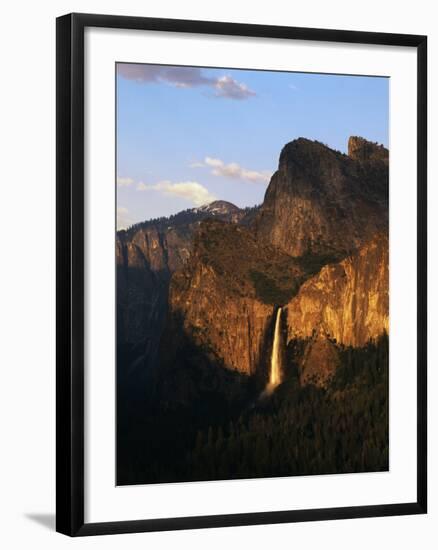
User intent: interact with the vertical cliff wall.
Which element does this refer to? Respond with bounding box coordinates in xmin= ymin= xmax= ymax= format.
xmin=161 ymin=220 xmax=306 ymax=380
xmin=255 ymin=138 xmax=388 ymax=258
xmin=118 ymin=137 xmax=389 ymax=390
xmin=116 ymin=202 xmax=248 ymax=373
xmin=286 ymin=234 xmax=389 ymax=348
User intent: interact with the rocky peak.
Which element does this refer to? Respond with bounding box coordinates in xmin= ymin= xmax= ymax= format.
xmin=279 ymin=137 xmax=344 ymax=169
xmin=255 ymin=136 xmax=388 ymax=257
xmin=348 ymin=136 xmax=388 ymax=163
xmin=197 ymin=200 xmax=240 ymax=215
xmin=195 ymin=200 xmax=245 ymax=224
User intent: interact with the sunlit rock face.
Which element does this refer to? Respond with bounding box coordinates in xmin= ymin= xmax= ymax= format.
xmin=348 ymin=135 xmax=389 ymax=163
xmin=168 ymin=265 xmax=273 ymax=376
xmin=116 ymin=202 xmax=247 ymax=372
xmin=286 ymin=234 xmax=389 ymax=348
xmin=255 ymin=137 xmax=388 ymax=258
xmin=163 ymin=220 xmax=305 ymax=378
xmin=117 ymin=137 xmax=389 ymax=395
xmin=158 ymin=138 xmax=389 ymax=387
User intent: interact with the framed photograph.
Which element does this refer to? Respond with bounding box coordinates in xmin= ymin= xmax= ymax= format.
xmin=56 ymin=13 xmax=427 ymax=536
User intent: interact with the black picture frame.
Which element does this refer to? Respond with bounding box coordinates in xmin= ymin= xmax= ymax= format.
xmin=56 ymin=12 xmax=427 ymax=537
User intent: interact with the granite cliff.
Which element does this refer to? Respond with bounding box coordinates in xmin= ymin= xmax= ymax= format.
xmin=117 ymin=136 xmax=390 ymax=484
xmin=118 ymin=137 xmax=389 ymax=393
xmin=116 ymin=201 xmax=251 ymax=374
xmin=286 ymin=233 xmax=389 ymax=347
xmin=255 ymin=137 xmax=388 ymax=257
xmin=286 ymin=233 xmax=388 ymax=387
xmin=160 ymin=220 xmax=304 ymax=381
xmin=158 ymin=137 xmax=388 ymax=391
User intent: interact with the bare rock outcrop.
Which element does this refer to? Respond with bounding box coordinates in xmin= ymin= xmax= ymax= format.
xmin=162 ymin=220 xmax=306 ymax=377
xmin=286 ymin=234 xmax=389 ymax=348
xmin=348 ymin=136 xmax=389 ymax=163
xmin=116 ymin=201 xmax=246 ymax=372
xmin=255 ymin=137 xmax=388 ymax=258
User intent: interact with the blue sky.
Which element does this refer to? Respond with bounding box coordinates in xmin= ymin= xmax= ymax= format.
xmin=116 ymin=63 xmax=389 ymax=229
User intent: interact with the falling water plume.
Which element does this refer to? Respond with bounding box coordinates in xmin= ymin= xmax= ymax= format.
xmin=261 ymin=307 xmax=283 ymax=398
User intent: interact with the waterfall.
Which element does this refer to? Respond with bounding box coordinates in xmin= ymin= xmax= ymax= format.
xmin=269 ymin=307 xmax=283 ymax=387
xmin=259 ymin=307 xmax=283 ymax=399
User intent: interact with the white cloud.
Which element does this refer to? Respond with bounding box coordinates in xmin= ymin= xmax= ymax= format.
xmin=204 ymin=157 xmax=271 ymax=184
xmin=117 ymin=206 xmax=132 ymax=230
xmin=117 ymin=176 xmax=134 ymax=187
xmin=117 ymin=64 xmax=256 ymax=100
xmin=289 ymin=83 xmax=299 ymax=91
xmin=213 ymin=76 xmax=256 ymax=100
xmin=137 ymin=180 xmax=216 ymax=206
xmin=204 ymin=157 xmax=223 ymax=168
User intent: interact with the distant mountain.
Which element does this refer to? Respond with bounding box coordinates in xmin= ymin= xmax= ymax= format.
xmin=195 ymin=200 xmax=245 ymax=221
xmin=120 ymin=200 xmax=252 ymax=238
